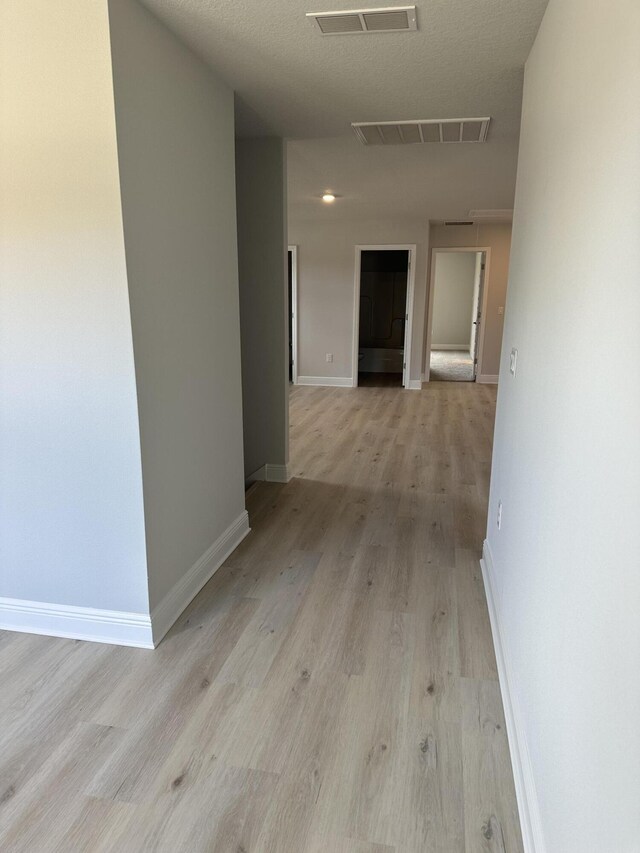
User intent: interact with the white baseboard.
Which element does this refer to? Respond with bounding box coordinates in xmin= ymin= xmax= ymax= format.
xmin=480 ymin=540 xmax=546 ymax=853
xmin=296 ymin=375 xmax=353 ymax=388
xmin=247 ymin=463 xmax=290 ymax=484
xmin=0 ymin=510 xmax=251 ymax=650
xmin=477 ymin=374 xmax=499 ymax=384
xmin=431 ymin=344 xmax=471 ymax=351
xmin=0 ymin=597 xmax=154 ymax=648
xmin=265 ymin=463 xmax=290 ymax=483
xmin=150 ymin=510 xmax=250 ymax=645
xmin=246 ymin=465 xmax=266 ymax=485
xmin=405 ymin=378 xmax=423 ymax=390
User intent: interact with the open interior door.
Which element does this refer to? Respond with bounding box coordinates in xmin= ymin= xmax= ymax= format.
xmin=471 ymin=252 xmax=486 ymax=380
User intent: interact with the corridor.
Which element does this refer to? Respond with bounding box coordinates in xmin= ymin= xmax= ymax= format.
xmin=0 ymin=382 xmax=522 ymax=852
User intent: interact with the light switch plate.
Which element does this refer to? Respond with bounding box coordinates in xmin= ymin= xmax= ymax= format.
xmin=510 ymin=348 xmax=517 ymax=375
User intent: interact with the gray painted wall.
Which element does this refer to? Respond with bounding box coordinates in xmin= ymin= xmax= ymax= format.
xmin=0 ymin=0 xmax=149 ymax=613
xmin=431 ymin=252 xmax=477 ymax=349
xmin=288 ymin=216 xmax=510 ymax=384
xmin=236 ymin=138 xmax=288 ymax=479
xmin=288 ymin=217 xmax=427 ymax=383
xmin=109 ymin=0 xmax=246 ymax=611
xmin=486 ymin=0 xmax=640 ymax=848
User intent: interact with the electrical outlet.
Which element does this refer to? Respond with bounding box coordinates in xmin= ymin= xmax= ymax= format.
xmin=326 ymin=353 xmax=333 ymax=363
xmin=497 ymin=501 xmax=503 ymax=530
xmin=509 ymin=348 xmax=517 ymax=376
xmin=498 ymin=306 xmax=504 ymax=315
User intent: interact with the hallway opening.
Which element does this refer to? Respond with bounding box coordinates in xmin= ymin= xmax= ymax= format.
xmin=353 ymin=246 xmax=415 ymax=389
xmin=428 ymin=249 xmax=486 ymax=382
xmin=0 ymin=381 xmax=523 ymax=851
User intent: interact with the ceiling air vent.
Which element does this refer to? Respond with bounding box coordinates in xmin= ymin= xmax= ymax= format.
xmin=352 ymin=117 xmax=491 ymax=145
xmin=307 ymin=6 xmax=417 ymax=35
xmin=444 ymin=221 xmax=475 ymax=226
xmin=468 ymin=209 xmax=514 ymax=221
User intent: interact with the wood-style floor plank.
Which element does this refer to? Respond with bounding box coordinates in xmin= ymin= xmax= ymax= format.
xmin=0 ymin=379 xmax=523 ymax=852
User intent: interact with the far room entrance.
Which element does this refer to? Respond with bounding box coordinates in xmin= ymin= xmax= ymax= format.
xmin=428 ymin=248 xmax=487 ymax=381
xmin=353 ymin=245 xmax=415 ymax=388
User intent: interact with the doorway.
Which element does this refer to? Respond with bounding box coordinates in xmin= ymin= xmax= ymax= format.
xmin=288 ymin=246 xmax=298 ymax=384
xmin=352 ymin=245 xmax=415 ymax=388
xmin=427 ymin=248 xmax=488 ymax=382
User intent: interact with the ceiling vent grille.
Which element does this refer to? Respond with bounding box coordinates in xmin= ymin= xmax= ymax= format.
xmin=307 ymin=6 xmax=417 ymax=35
xmin=468 ymin=209 xmax=514 ymax=221
xmin=352 ymin=117 xmax=491 ymax=145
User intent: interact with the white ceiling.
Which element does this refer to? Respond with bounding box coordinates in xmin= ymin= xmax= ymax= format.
xmin=287 ymin=132 xmax=519 ymax=220
xmin=141 ymin=0 xmax=548 ymax=219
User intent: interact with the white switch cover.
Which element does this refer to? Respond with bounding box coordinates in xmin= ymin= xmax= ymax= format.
xmin=510 ymin=348 xmax=517 ymax=375
xmin=497 ymin=501 xmax=503 ymax=530
xmin=326 ymin=353 xmax=333 ymax=363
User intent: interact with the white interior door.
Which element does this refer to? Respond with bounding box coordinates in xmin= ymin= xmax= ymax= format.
xmin=471 ymin=252 xmax=485 ymax=379
xmin=402 ymin=250 xmax=412 ymax=388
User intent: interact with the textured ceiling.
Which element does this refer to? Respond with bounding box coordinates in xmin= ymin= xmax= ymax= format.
xmin=287 ymin=132 xmax=520 ymax=220
xmin=140 ymin=0 xmax=548 ymax=219
xmin=141 ymin=0 xmax=548 ymax=140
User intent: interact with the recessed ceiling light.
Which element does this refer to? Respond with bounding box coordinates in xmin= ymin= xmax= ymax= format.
xmin=322 ymin=193 xmax=336 ymax=203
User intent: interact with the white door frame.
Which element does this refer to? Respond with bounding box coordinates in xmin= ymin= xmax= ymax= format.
xmin=288 ymin=245 xmax=298 ymax=385
xmin=425 ymin=246 xmax=491 ymax=382
xmin=352 ymin=244 xmax=417 ymax=389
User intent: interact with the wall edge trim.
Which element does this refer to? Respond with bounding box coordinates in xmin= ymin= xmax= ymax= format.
xmin=0 ymin=598 xmax=154 ymax=648
xmin=150 ymin=510 xmax=251 ymax=645
xmin=296 ymin=375 xmax=353 ymax=387
xmin=246 ymin=465 xmax=267 ymax=484
xmin=247 ymin=463 xmax=290 ymax=484
xmin=480 ymin=539 xmax=547 ymax=853
xmin=265 ymin=463 xmax=290 ymax=483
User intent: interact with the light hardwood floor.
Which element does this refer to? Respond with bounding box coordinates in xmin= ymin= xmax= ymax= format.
xmin=0 ymin=381 xmax=523 ymax=852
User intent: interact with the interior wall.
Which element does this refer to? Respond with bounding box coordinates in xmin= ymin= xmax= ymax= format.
xmin=236 ymin=138 xmax=288 ymax=479
xmin=427 ymin=223 xmax=512 ymax=378
xmin=0 ymin=0 xmax=148 ymax=613
xmin=430 ymin=252 xmax=477 ymax=349
xmin=288 ymin=218 xmax=427 ymax=383
xmin=108 ymin=0 xmax=246 ymax=612
xmin=486 ymin=0 xmax=640 ymax=849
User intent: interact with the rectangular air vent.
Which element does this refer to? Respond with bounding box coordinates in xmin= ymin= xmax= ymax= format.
xmin=307 ymin=6 xmax=417 ymax=35
xmin=468 ymin=209 xmax=514 ymax=221
xmin=352 ymin=117 xmax=491 ymax=145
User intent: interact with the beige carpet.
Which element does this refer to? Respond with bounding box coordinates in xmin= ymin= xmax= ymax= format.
xmin=430 ymin=349 xmax=474 ymax=382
